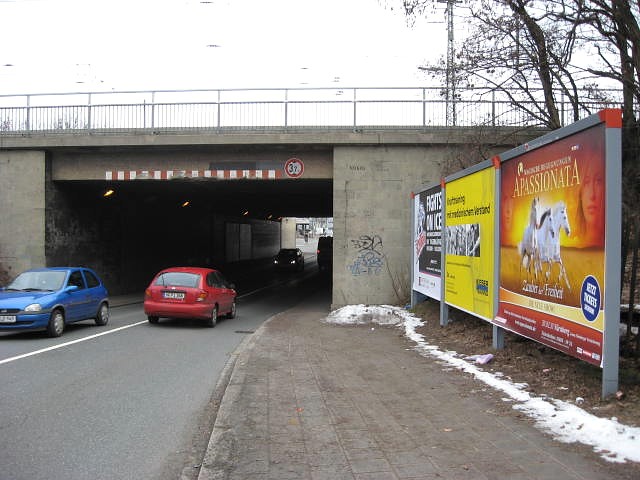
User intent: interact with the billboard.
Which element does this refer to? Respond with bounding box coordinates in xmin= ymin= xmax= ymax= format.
xmin=444 ymin=166 xmax=495 ymax=320
xmin=413 ymin=185 xmax=442 ymax=299
xmin=496 ymin=123 xmax=609 ymax=366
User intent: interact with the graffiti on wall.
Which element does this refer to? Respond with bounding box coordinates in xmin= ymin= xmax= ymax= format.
xmin=348 ymin=234 xmax=385 ymax=275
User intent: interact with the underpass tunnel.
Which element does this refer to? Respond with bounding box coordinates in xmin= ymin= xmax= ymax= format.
xmin=46 ymin=177 xmax=333 ymax=295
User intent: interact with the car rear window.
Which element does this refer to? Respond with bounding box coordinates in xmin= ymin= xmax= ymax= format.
xmin=154 ymin=272 xmax=200 ymax=288
xmin=318 ymin=237 xmax=333 ymax=248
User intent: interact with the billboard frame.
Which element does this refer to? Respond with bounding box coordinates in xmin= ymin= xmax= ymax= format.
xmin=410 ymin=109 xmax=621 ymax=398
xmin=496 ymin=110 xmax=621 ymax=397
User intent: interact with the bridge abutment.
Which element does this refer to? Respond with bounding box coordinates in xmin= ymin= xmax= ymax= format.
xmin=332 ymin=145 xmax=443 ymax=308
xmin=0 ymin=151 xmax=46 ymax=282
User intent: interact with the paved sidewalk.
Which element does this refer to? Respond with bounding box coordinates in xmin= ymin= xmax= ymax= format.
xmin=198 ymin=291 xmax=630 ymax=480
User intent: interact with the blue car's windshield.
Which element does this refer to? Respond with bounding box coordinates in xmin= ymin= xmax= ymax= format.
xmin=7 ymin=271 xmax=66 ymax=291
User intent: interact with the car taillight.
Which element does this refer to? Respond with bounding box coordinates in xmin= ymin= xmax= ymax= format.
xmin=145 ymin=288 xmax=152 ymax=298
xmin=317 ymin=249 xmax=320 ymax=254
xmin=196 ymin=291 xmax=208 ymax=302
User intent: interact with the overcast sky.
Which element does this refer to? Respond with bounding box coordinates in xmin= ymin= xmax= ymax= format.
xmin=0 ymin=0 xmax=450 ymax=95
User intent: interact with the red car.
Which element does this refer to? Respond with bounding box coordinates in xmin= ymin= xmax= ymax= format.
xmin=143 ymin=267 xmax=236 ymax=327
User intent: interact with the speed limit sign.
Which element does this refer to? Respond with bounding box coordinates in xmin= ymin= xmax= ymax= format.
xmin=284 ymin=158 xmax=304 ymax=178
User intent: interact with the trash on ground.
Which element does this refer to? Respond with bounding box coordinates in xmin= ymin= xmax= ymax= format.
xmin=466 ymin=353 xmax=494 ymax=364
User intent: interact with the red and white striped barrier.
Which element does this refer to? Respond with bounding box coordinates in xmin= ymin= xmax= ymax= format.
xmin=105 ymin=169 xmax=283 ymax=181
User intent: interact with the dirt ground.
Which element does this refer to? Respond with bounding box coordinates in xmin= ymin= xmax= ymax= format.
xmin=411 ymin=300 xmax=640 ymax=429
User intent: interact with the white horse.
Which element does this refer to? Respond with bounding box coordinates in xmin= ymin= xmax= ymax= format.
xmin=517 ymin=197 xmax=540 ymax=279
xmin=535 ymin=201 xmax=571 ymax=289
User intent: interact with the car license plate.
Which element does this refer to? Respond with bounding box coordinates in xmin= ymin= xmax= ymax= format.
xmin=163 ymin=291 xmax=185 ymax=300
xmin=0 ymin=315 xmax=16 ymax=323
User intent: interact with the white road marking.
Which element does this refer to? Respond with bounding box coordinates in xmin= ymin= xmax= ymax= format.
xmin=0 ymin=320 xmax=148 ymax=365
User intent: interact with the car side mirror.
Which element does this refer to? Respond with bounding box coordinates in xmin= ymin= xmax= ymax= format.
xmin=65 ymin=285 xmax=79 ymax=293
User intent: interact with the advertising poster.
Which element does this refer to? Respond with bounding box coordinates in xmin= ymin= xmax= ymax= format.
xmin=413 ymin=185 xmax=442 ymax=299
xmin=496 ymin=124 xmax=606 ymax=366
xmin=444 ymin=168 xmax=495 ymax=320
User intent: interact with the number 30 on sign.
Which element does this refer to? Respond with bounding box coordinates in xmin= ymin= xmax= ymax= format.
xmin=284 ymin=158 xmax=304 ymax=178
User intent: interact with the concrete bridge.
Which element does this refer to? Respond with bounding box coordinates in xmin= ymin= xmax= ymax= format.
xmin=0 ymin=88 xmax=546 ymax=307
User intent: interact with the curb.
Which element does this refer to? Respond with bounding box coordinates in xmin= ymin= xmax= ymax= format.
xmin=196 ymin=318 xmax=271 ymax=480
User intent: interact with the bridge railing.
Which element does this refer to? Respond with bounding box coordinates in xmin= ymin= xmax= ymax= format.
xmin=0 ymin=87 xmax=622 ymax=134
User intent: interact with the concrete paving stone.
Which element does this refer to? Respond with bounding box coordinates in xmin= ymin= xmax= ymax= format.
xmin=305 ymin=451 xmax=349 ymax=467
xmin=296 ymin=401 xmax=330 ymax=414
xmin=228 ymin=475 xmax=268 ymax=480
xmin=301 ymin=415 xmax=337 ymax=430
xmin=304 ymin=442 xmax=344 ymax=458
xmin=267 ymin=422 xmax=304 ymax=437
xmin=295 ymin=387 xmax=326 ymax=400
xmin=392 ymin=461 xmax=439 ymax=478
xmin=460 ymin=458 xmax=527 ymax=477
xmin=503 ymin=457 xmax=586 ymax=480
xmin=354 ymin=473 xmax=400 ymax=480
xmin=348 ymin=457 xmax=395 ymax=475
xmin=309 ymin=463 xmax=355 ymax=480
xmin=437 ymin=465 xmax=490 ymax=480
xmin=369 ymin=433 xmax=423 ymax=452
xmin=322 ymin=392 xmax=354 ymax=404
xmin=235 ymin=421 xmax=267 ymax=435
xmin=264 ymin=462 xmax=309 ymax=480
xmin=335 ymin=428 xmax=377 ymax=442
xmin=237 ymin=444 xmax=269 ymax=460
xmin=342 ymin=447 xmax=387 ymax=462
xmin=386 ymin=448 xmax=435 ymax=466
xmin=302 ymin=430 xmax=343 ymax=450
xmin=330 ymin=413 xmax=370 ymax=430
xmin=340 ymin=435 xmax=380 ymax=450
xmin=292 ymin=369 xmax=317 ymax=379
xmin=269 ymin=449 xmax=307 ymax=466
xmin=228 ymin=459 xmax=270 ymax=476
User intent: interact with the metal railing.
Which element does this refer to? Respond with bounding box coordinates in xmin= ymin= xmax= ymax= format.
xmin=0 ymin=87 xmax=623 ymax=134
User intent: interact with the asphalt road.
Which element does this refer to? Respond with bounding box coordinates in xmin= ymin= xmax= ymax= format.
xmin=0 ymin=248 xmax=328 ymax=480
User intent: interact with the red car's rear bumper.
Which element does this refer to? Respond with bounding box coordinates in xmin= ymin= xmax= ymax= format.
xmin=144 ymin=300 xmax=214 ymax=320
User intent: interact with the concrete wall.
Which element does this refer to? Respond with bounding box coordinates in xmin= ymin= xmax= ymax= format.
xmin=332 ymin=146 xmax=444 ymax=308
xmin=280 ymin=218 xmax=297 ymax=248
xmin=252 ymin=220 xmax=281 ymax=258
xmin=0 ymin=151 xmax=46 ymax=283
xmin=50 ymin=148 xmax=333 ymax=181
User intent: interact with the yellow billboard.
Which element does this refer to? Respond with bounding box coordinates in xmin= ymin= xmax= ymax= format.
xmin=444 ymin=167 xmax=495 ymax=320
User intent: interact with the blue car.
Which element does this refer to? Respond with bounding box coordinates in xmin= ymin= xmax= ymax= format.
xmin=0 ymin=267 xmax=110 ymax=337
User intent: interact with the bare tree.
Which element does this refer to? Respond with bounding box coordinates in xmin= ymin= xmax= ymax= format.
xmin=399 ymin=0 xmax=623 ymax=128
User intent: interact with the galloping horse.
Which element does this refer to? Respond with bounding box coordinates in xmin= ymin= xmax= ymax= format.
xmin=517 ymin=197 xmax=540 ymax=279
xmin=535 ymin=201 xmax=572 ymax=290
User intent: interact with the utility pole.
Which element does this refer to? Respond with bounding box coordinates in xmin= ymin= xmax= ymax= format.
xmin=438 ymin=0 xmax=461 ymax=126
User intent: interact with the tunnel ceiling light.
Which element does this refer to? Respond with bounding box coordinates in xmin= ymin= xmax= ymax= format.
xmin=181 ymin=201 xmax=190 ymax=207
xmin=242 ymin=210 xmax=249 ymax=216
xmin=103 ymin=189 xmax=114 ymax=197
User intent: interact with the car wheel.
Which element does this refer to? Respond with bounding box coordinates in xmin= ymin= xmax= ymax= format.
xmin=205 ymin=305 xmax=218 ymax=328
xmin=94 ymin=303 xmax=109 ymax=326
xmin=46 ymin=309 xmax=65 ymax=338
xmin=226 ymin=301 xmax=236 ymax=319
xmin=148 ymin=316 xmax=159 ymax=324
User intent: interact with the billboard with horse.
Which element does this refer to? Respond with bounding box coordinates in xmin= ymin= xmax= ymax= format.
xmin=496 ymin=113 xmax=618 ymax=368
